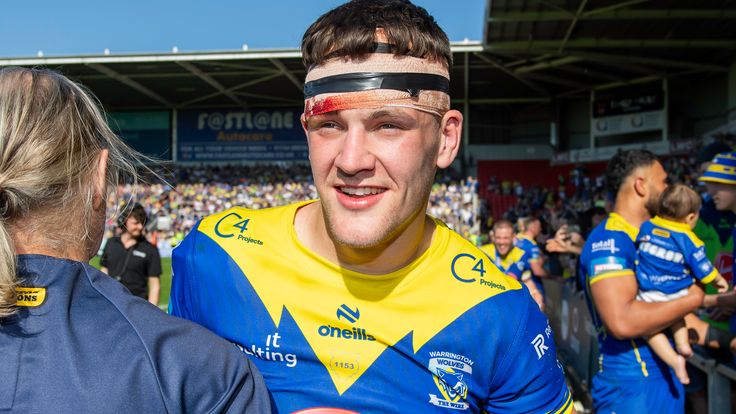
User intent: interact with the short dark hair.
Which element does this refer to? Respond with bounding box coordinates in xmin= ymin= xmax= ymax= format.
xmin=119 ymin=203 xmax=147 ymax=228
xmin=301 ymin=0 xmax=452 ymax=70
xmin=658 ymin=184 xmax=701 ymax=220
xmin=606 ymin=149 xmax=659 ymax=197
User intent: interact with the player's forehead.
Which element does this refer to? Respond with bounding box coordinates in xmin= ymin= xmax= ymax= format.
xmin=308 ymin=106 xmax=429 ymax=122
xmin=494 ymin=227 xmax=513 ymax=237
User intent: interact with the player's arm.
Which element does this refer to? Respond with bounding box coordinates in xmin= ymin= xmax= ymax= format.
xmin=527 ymin=244 xmax=549 ymax=278
xmin=703 ymin=290 xmax=736 ymax=308
xmin=590 ymin=273 xmax=703 ymax=338
xmin=684 ymin=241 xmax=727 ymax=292
xmin=147 ymin=277 xmax=160 ymax=306
xmin=523 ymin=278 xmax=544 ymax=309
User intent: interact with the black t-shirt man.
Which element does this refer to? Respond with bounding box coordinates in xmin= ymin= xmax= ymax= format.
xmin=101 ymin=204 xmax=161 ymax=305
xmin=101 ymin=236 xmax=161 ymax=300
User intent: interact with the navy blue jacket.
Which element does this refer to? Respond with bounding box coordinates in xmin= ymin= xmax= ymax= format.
xmin=1 ymin=255 xmax=270 ymax=413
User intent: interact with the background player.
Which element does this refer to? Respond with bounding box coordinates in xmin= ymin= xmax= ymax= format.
xmin=170 ymin=1 xmax=574 ymax=412
xmin=481 ymin=220 xmax=543 ymax=306
xmin=635 ymin=184 xmax=729 ymax=384
xmin=579 ymin=149 xmax=704 ymax=414
xmin=516 ymin=216 xmax=549 ymax=309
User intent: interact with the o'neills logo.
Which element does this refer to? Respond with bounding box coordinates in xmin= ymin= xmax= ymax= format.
xmin=317 ymin=324 xmax=376 ymax=341
xmin=16 ymin=287 xmax=47 ymax=307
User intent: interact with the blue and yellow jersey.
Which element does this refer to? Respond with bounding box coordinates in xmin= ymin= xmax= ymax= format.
xmin=480 ymin=244 xmax=529 ymax=281
xmin=515 ymin=234 xmax=545 ymax=296
xmin=579 ymin=213 xmax=676 ymax=379
xmin=515 ymin=234 xmax=541 ymax=263
xmin=636 ymin=217 xmax=719 ymax=294
xmin=170 ymin=201 xmax=573 ymax=414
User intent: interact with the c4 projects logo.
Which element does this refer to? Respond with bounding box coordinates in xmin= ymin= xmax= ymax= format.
xmin=214 ymin=211 xmax=264 ymax=246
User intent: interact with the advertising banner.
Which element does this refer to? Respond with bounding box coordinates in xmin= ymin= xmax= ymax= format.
xmin=177 ymin=108 xmax=307 ymax=161
xmin=591 ymin=89 xmax=666 ymax=138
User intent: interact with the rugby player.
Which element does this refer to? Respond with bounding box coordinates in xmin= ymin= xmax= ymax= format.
xmin=516 ymin=216 xmax=549 ymax=309
xmin=481 ymin=220 xmax=543 ymax=306
xmin=579 ymin=149 xmax=705 ymax=413
xmin=170 ymin=1 xmax=574 ymax=412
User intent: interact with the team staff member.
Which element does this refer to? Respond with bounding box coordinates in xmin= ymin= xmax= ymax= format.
xmin=579 ymin=150 xmax=705 ymax=413
xmin=481 ymin=220 xmax=543 ymax=306
xmin=101 ymin=204 xmax=161 ymax=305
xmin=170 ymin=1 xmax=574 ymax=413
xmin=0 ymin=67 xmax=268 ymax=412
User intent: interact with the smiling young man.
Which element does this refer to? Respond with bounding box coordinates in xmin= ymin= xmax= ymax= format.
xmin=170 ymin=1 xmax=572 ymax=412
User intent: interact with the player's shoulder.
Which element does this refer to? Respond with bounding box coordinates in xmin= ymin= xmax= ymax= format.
xmin=509 ymin=246 xmax=527 ymax=261
xmin=583 ymin=216 xmax=636 ymax=260
xmin=200 ymin=201 xmax=310 ymax=226
xmin=433 ymin=221 xmax=525 ymax=300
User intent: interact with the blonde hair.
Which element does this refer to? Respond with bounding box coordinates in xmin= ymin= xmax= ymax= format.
xmin=0 ymin=67 xmax=151 ymax=318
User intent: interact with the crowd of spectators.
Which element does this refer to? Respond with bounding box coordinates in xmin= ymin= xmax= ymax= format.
xmin=104 ymin=165 xmax=481 ymax=256
xmin=103 ymin=142 xmax=728 ymax=260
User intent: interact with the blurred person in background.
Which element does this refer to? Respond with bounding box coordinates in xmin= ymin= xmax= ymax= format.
xmin=516 ymin=216 xmax=549 ymax=308
xmin=481 ymin=220 xmax=543 ymax=306
xmin=0 ymin=67 xmax=268 ymax=413
xmin=578 ymin=149 xmax=704 ymax=413
xmin=101 ymin=203 xmax=161 ymax=306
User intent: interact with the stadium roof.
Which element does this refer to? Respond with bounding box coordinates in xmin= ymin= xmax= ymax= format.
xmin=0 ymin=0 xmax=734 ymax=112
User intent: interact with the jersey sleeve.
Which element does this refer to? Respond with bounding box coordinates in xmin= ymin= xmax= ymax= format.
xmin=683 ymin=237 xmax=719 ymax=284
xmin=522 ymin=240 xmax=541 ymax=262
xmin=509 ymin=253 xmax=531 ymax=281
xmin=583 ymin=231 xmax=636 ymax=285
xmin=168 ymin=222 xmax=202 ymax=322
xmin=485 ymin=293 xmax=573 ymax=413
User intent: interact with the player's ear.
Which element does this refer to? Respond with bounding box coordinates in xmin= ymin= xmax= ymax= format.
xmin=633 ymin=175 xmax=647 ymax=198
xmin=436 ymin=110 xmax=462 ymax=169
xmin=93 ymin=149 xmax=109 ymax=209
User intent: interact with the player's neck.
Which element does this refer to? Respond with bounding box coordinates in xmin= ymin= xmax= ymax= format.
xmin=295 ymin=203 xmax=435 ymax=275
xmin=612 ymin=196 xmax=648 ymax=229
xmin=120 ymin=232 xmax=139 ymax=247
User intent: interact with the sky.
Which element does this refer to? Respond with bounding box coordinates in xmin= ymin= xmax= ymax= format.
xmin=0 ymin=0 xmax=486 ymax=57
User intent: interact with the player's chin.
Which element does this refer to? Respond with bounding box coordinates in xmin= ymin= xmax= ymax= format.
xmin=328 ymin=218 xmax=391 ymax=248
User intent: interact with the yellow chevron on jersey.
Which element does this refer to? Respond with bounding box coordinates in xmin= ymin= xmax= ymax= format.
xmin=197 ymin=201 xmax=521 ymax=395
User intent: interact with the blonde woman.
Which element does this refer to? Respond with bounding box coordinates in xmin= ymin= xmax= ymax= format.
xmin=0 ymin=67 xmax=269 ymax=413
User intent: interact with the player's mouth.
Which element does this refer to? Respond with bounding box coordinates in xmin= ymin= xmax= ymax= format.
xmin=335 ymin=186 xmax=386 ymax=209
